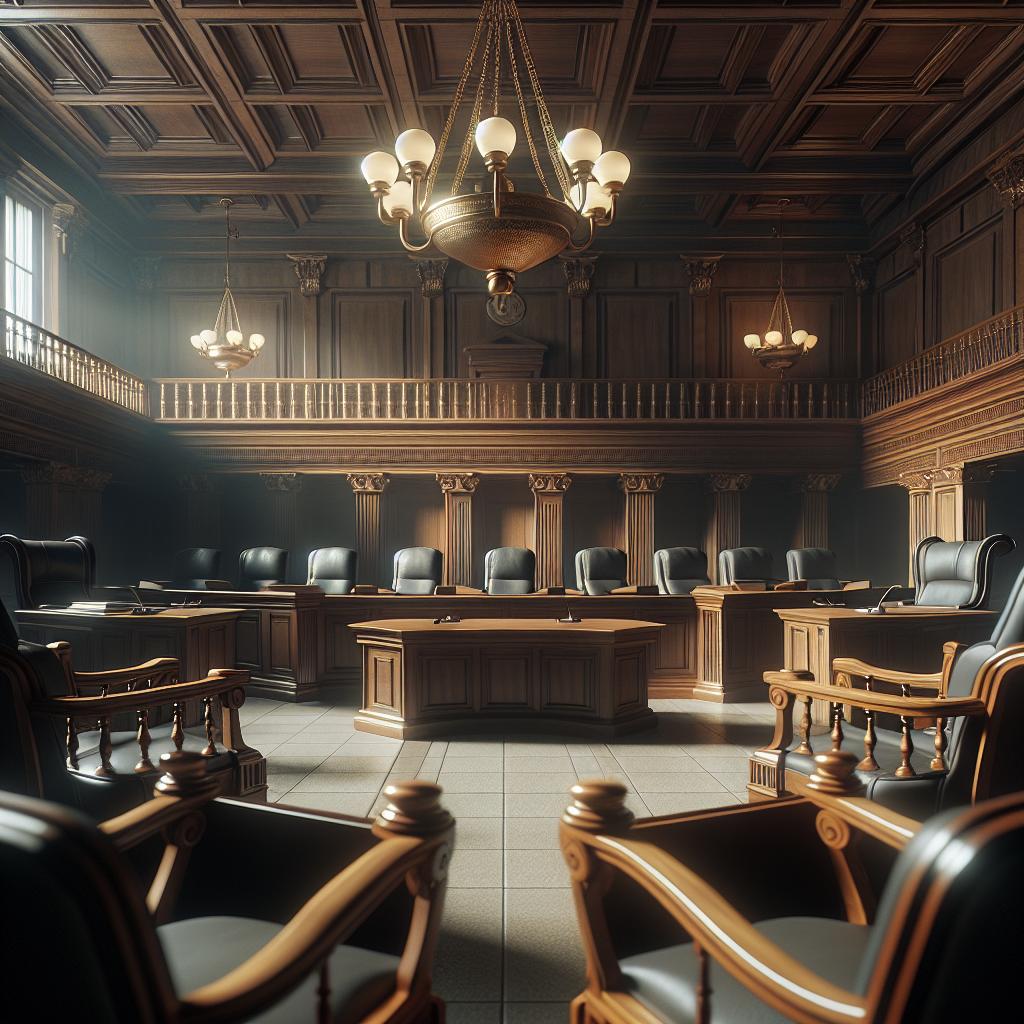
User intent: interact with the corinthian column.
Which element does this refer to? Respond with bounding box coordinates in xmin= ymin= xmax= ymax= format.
xmin=437 ymin=473 xmax=480 ymax=587
xmin=347 ymin=474 xmax=389 ymax=586
xmin=529 ymin=473 xmax=572 ymax=589
xmin=21 ymin=461 xmax=110 ymax=539
xmin=260 ymin=473 xmax=303 ymax=554
xmin=619 ymin=473 xmax=664 ymax=586
xmin=704 ymin=473 xmax=751 ymax=583
xmin=898 ymin=471 xmax=932 ymax=586
xmin=794 ymin=474 xmax=840 ymax=550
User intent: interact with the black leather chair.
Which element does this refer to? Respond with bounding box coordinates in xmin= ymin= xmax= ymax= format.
xmin=483 ymin=547 xmax=535 ymax=595
xmin=238 ymin=546 xmax=288 ymax=590
xmin=307 ymin=547 xmax=358 ymax=595
xmin=912 ymin=534 xmax=1014 ymax=608
xmin=170 ymin=547 xmax=223 ymax=589
xmin=0 ymin=764 xmax=452 ymax=1023
xmin=786 ymin=547 xmax=841 ymax=590
xmin=0 ymin=534 xmax=95 ymax=608
xmin=718 ymin=546 xmax=774 ymax=585
xmin=575 ymin=547 xmax=628 ymax=596
xmin=393 ymin=547 xmax=443 ymax=595
xmin=754 ymin=564 xmax=1024 ymax=819
xmin=654 ymin=547 xmax=710 ymax=595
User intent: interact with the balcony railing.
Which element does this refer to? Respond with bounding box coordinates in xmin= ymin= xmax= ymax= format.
xmin=2 ymin=311 xmax=148 ymax=415
xmin=152 ymin=376 xmax=858 ymax=423
xmin=861 ymin=304 xmax=1024 ymax=416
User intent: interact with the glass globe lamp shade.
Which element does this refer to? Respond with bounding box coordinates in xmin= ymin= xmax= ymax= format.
xmin=791 ymin=329 xmax=808 ymax=346
xmin=225 ymin=329 xmax=243 ymax=345
xmin=475 ymin=117 xmax=516 ymax=159
xmin=249 ymin=333 xmax=265 ymax=351
xmin=560 ymin=128 xmax=602 ymax=167
xmin=361 ymin=151 xmax=399 ymax=187
xmin=743 ymin=334 xmax=761 ymax=350
xmin=804 ymin=334 xmax=819 ymax=350
xmin=593 ymin=150 xmax=630 ymax=187
xmin=581 ymin=181 xmax=610 ymax=217
xmin=764 ymin=330 xmax=784 ymax=347
xmin=383 ymin=180 xmax=414 ymax=217
xmin=395 ymin=129 xmax=436 ymax=169
xmin=200 ymin=329 xmax=217 ymax=346
xmin=190 ymin=334 xmax=205 ymax=350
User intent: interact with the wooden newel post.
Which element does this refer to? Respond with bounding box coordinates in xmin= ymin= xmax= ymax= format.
xmin=806 ymin=750 xmax=865 ymax=797
xmin=562 ymin=780 xmax=635 ymax=834
xmin=374 ymin=780 xmax=454 ymax=839
xmin=154 ymin=751 xmax=220 ymax=799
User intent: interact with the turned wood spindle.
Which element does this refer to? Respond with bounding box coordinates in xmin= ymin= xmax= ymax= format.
xmin=96 ymin=716 xmax=114 ymax=777
xmin=66 ymin=717 xmax=79 ymax=770
xmin=694 ymin=940 xmax=712 ymax=1024
xmin=202 ymin=697 xmax=218 ymax=756
xmin=896 ymin=717 xmax=916 ymax=777
xmin=794 ymin=695 xmax=813 ymax=756
xmin=135 ymin=708 xmax=154 ymax=773
xmin=830 ymin=702 xmax=845 ymax=752
xmin=858 ymin=681 xmax=879 ymax=771
xmin=931 ymin=715 xmax=947 ymax=772
xmin=316 ymin=960 xmax=331 ymax=1024
xmin=171 ymin=703 xmax=185 ymax=752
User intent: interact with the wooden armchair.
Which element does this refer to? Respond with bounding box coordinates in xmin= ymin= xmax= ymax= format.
xmin=561 ymin=762 xmax=1024 ymax=1024
xmin=1 ymin=752 xmax=453 ymax=1023
xmin=749 ymin=566 xmax=1024 ymax=819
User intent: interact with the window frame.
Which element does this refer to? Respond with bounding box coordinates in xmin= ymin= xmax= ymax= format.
xmin=2 ymin=189 xmax=44 ymax=325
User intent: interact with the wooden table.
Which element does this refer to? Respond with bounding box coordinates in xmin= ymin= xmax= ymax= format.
xmin=349 ymin=617 xmax=663 ymax=739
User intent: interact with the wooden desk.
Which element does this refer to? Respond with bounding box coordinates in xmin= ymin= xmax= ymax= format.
xmin=351 ymin=617 xmax=661 ymax=739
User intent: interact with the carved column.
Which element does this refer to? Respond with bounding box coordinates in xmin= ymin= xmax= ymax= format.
xmin=794 ymin=474 xmax=841 ymax=550
xmin=260 ymin=473 xmax=303 ymax=555
xmin=413 ymin=258 xmax=448 ymax=377
xmin=988 ymin=150 xmax=1024 ymax=209
xmin=846 ymin=255 xmax=874 ymax=377
xmin=51 ymin=203 xmax=79 ymax=336
xmin=930 ymin=465 xmax=992 ymax=542
xmin=682 ymin=257 xmax=722 ymax=374
xmin=178 ymin=473 xmax=221 ymax=549
xmin=560 ymin=256 xmax=596 ymax=375
xmin=681 ymin=256 xmax=721 ymax=296
xmin=437 ymin=473 xmax=480 ymax=587
xmin=347 ymin=474 xmax=389 ymax=586
xmin=704 ymin=473 xmax=751 ymax=583
xmin=899 ymin=472 xmax=933 ymax=586
xmin=287 ymin=254 xmax=326 ymax=377
xmin=21 ymin=461 xmax=110 ymax=539
xmin=619 ymin=473 xmax=664 ymax=587
xmin=529 ymin=473 xmax=572 ymax=589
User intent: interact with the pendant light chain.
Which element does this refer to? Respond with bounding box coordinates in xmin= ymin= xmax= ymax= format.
xmin=451 ymin=15 xmax=494 ymax=195
xmin=505 ymin=8 xmax=553 ymax=198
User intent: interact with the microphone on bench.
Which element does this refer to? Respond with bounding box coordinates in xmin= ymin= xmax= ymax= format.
xmin=867 ymin=584 xmax=902 ymax=615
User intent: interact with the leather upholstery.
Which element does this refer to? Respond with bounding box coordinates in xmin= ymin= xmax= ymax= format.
xmin=238 ymin=547 xmax=288 ymax=590
xmin=484 ymin=547 xmax=535 ymax=595
xmin=171 ymin=547 xmax=221 ymax=589
xmin=654 ymin=547 xmax=710 ymax=595
xmin=913 ymin=534 xmax=1014 ymax=608
xmin=786 ymin=547 xmax=841 ymax=590
xmin=718 ymin=546 xmax=774 ymax=585
xmin=307 ymin=547 xmax=358 ymax=595
xmin=392 ymin=547 xmax=443 ymax=595
xmin=575 ymin=547 xmax=627 ymax=595
xmin=0 ymin=534 xmax=96 ymax=608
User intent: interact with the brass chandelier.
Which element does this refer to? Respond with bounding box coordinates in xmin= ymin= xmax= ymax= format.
xmin=189 ymin=198 xmax=265 ymax=377
xmin=743 ymin=199 xmax=819 ymax=373
xmin=360 ymin=0 xmax=630 ymax=303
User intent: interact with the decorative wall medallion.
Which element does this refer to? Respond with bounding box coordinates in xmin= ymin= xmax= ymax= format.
xmin=486 ymin=291 xmax=526 ymax=326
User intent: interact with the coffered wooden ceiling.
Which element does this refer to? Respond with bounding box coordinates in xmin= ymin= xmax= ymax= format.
xmin=1 ymin=1 xmax=1022 ymax=254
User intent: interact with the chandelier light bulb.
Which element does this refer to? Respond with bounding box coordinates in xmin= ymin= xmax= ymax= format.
xmin=593 ymin=150 xmax=630 ymax=187
xmin=249 ymin=333 xmax=265 ymax=351
xmin=361 ymin=150 xmax=400 ymax=187
xmin=200 ymin=329 xmax=217 ymax=346
xmin=791 ymin=329 xmax=808 ymax=346
xmin=190 ymin=334 xmax=205 ymax=350
xmin=581 ymin=181 xmax=610 ymax=217
xmin=743 ymin=334 xmax=762 ymax=350
xmin=225 ymin=329 xmax=243 ymax=345
xmin=804 ymin=334 xmax=819 ymax=350
xmin=560 ymin=128 xmax=602 ymax=167
xmin=475 ymin=117 xmax=517 ymax=159
xmin=764 ymin=330 xmax=784 ymax=347
xmin=383 ymin=180 xmax=414 ymax=217
xmin=395 ymin=129 xmax=436 ymax=169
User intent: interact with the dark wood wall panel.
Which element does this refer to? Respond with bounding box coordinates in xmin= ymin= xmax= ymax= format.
xmin=933 ymin=222 xmax=1001 ymax=342
xmin=598 ymin=292 xmax=678 ymax=378
xmin=328 ymin=291 xmax=413 ymax=378
xmin=875 ymin=272 xmax=919 ymax=370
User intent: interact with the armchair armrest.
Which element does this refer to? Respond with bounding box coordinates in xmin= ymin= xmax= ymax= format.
xmin=832 ymin=641 xmax=968 ymax=696
xmin=44 ymin=641 xmax=180 ymax=695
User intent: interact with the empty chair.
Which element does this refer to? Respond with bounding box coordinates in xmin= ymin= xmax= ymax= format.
xmin=786 ymin=547 xmax=841 ymax=590
xmin=238 ymin=546 xmax=288 ymax=590
xmin=483 ymin=547 xmax=536 ymax=595
xmin=307 ymin=547 xmax=358 ymax=594
xmin=393 ymin=547 xmax=443 ymax=595
xmin=575 ymin=547 xmax=627 ymax=596
xmin=913 ymin=534 xmax=1014 ymax=608
xmin=0 ymin=534 xmax=96 ymax=609
xmin=170 ymin=547 xmax=222 ymax=589
xmin=718 ymin=546 xmax=774 ymax=586
xmin=654 ymin=547 xmax=710 ymax=595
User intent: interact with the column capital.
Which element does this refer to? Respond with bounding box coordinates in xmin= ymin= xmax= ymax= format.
xmin=21 ymin=461 xmax=110 ymax=490
xmin=899 ymin=221 xmax=925 ymax=264
xmin=619 ymin=472 xmax=665 ymax=494
xmin=52 ymin=203 xmax=81 ymax=258
xmin=897 ymin=470 xmax=933 ymax=492
xmin=559 ymin=255 xmax=597 ymax=298
xmin=436 ymin=472 xmax=480 ymax=494
xmin=708 ymin=472 xmax=751 ymax=493
xmin=287 ymin=253 xmax=327 ymax=297
xmin=846 ymin=254 xmax=874 ymax=295
xmin=413 ymin=257 xmax=449 ymax=298
xmin=799 ymin=473 xmax=841 ymax=493
xmin=347 ymin=472 xmax=389 ymax=494
xmin=988 ymin=149 xmax=1024 ymax=209
xmin=680 ymin=255 xmax=722 ymax=296
xmin=260 ymin=472 xmax=303 ymax=493
xmin=529 ymin=472 xmax=572 ymax=494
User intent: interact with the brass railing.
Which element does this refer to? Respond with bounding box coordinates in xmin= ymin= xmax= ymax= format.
xmin=152 ymin=376 xmax=858 ymax=422
xmin=862 ymin=304 xmax=1024 ymax=416
xmin=2 ymin=310 xmax=148 ymax=414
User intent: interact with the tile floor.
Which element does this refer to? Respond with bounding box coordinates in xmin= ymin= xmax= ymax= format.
xmin=240 ymin=693 xmax=778 ymax=1023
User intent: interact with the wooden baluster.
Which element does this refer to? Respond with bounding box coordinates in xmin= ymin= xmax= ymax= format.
xmin=830 ymin=702 xmax=844 ymax=751
xmin=171 ymin=703 xmax=185 ymax=752
xmin=931 ymin=713 xmax=947 ymax=771
xmin=896 ymin=716 xmax=916 ymax=777
xmin=858 ymin=681 xmax=879 ymax=770
xmin=694 ymin=940 xmax=712 ymax=1024
xmin=556 ymin=381 xmax=562 ymax=418
xmin=571 ymin=381 xmax=578 ymax=418
xmin=135 ymin=709 xmax=154 ymax=772
xmin=96 ymin=716 xmax=114 ymax=776
xmin=795 ymin=696 xmax=813 ymax=755
xmin=202 ymin=697 xmax=218 ymax=756
xmin=317 ymin=959 xmax=332 ymax=1024
xmin=66 ymin=717 xmax=79 ymax=769
xmin=541 ymin=381 xmax=547 ymax=418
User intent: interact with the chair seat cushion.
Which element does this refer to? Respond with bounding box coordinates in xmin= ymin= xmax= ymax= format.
xmin=75 ymin=725 xmax=236 ymax=777
xmin=159 ymin=916 xmax=398 ymax=1024
xmin=621 ymin=916 xmax=870 ymax=1023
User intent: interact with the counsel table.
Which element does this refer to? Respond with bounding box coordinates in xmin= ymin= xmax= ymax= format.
xmin=350 ymin=617 xmax=663 ymax=739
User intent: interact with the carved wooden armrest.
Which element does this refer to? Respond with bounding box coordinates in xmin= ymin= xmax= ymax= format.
xmin=832 ymin=641 xmax=968 ymax=696
xmin=45 ymin=642 xmax=181 ymax=695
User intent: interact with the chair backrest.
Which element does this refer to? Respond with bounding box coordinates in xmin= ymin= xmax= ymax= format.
xmin=786 ymin=547 xmax=841 ymax=590
xmin=238 ymin=547 xmax=288 ymax=590
xmin=0 ymin=790 xmax=178 ymax=1023
xmin=484 ymin=547 xmax=535 ymax=595
xmin=718 ymin=546 xmax=773 ymax=585
xmin=913 ymin=534 xmax=1014 ymax=609
xmin=172 ymin=547 xmax=221 ymax=588
xmin=393 ymin=547 xmax=443 ymax=595
xmin=575 ymin=547 xmax=627 ymax=595
xmin=653 ymin=547 xmax=709 ymax=595
xmin=307 ymin=547 xmax=358 ymax=595
xmin=854 ymin=792 xmax=1024 ymax=1021
xmin=0 ymin=534 xmax=96 ymax=609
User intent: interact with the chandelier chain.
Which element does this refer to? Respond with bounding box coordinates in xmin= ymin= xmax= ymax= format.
xmin=503 ymin=9 xmax=551 ymax=198
xmin=452 ymin=14 xmax=495 ymax=195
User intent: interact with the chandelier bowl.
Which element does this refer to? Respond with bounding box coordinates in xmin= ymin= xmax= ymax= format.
xmin=752 ymin=342 xmax=806 ymax=372
xmin=205 ymin=342 xmax=257 ymax=377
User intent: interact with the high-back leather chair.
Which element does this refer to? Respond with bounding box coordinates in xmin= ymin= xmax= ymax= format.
xmin=238 ymin=546 xmax=288 ymax=590
xmin=393 ymin=547 xmax=443 ymax=595
xmin=913 ymin=534 xmax=1014 ymax=608
xmin=0 ymin=534 xmax=95 ymax=608
xmin=654 ymin=547 xmax=710 ymax=595
xmin=786 ymin=547 xmax=841 ymax=590
xmin=718 ymin=546 xmax=774 ymax=585
xmin=307 ymin=547 xmax=358 ymax=594
xmin=171 ymin=547 xmax=222 ymax=589
xmin=483 ymin=547 xmax=535 ymax=595
xmin=575 ymin=547 xmax=627 ymax=596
